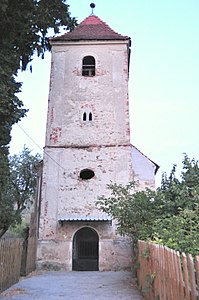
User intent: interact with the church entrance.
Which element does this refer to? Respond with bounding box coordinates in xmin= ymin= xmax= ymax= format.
xmin=72 ymin=227 xmax=99 ymax=271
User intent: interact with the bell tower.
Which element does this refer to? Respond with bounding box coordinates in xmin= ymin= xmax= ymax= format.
xmin=37 ymin=6 xmax=157 ymax=271
xmin=45 ymin=16 xmax=131 ymax=148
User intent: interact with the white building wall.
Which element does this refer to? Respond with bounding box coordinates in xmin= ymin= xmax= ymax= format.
xmin=37 ymin=36 xmax=157 ymax=271
xmin=45 ymin=41 xmax=130 ymax=147
xmin=132 ymin=145 xmax=157 ymax=190
xmin=39 ymin=145 xmax=133 ymax=239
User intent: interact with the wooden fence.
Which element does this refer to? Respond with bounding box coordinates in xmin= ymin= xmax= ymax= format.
xmin=25 ymin=212 xmax=38 ymax=275
xmin=0 ymin=238 xmax=23 ymax=293
xmin=21 ymin=212 xmax=38 ymax=276
xmin=25 ymin=236 xmax=37 ymax=275
xmin=138 ymin=240 xmax=199 ymax=300
xmin=0 ymin=235 xmax=37 ymax=293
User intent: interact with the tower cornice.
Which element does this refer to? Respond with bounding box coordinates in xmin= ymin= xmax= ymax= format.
xmin=50 ymin=39 xmax=130 ymax=47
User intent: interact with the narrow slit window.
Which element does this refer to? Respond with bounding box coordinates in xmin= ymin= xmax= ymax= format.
xmin=82 ymin=56 xmax=95 ymax=76
xmin=83 ymin=112 xmax=87 ymax=121
xmin=89 ymin=112 xmax=92 ymax=121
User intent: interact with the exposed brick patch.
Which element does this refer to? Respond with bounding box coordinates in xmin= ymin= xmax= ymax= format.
xmin=50 ymin=127 xmax=62 ymax=144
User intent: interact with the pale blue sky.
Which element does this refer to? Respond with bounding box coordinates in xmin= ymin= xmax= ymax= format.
xmin=10 ymin=0 xmax=199 ymax=186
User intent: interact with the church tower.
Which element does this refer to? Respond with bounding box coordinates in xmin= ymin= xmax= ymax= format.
xmin=37 ymin=7 xmax=158 ymax=271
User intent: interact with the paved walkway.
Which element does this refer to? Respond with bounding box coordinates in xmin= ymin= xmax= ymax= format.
xmin=0 ymin=271 xmax=143 ymax=300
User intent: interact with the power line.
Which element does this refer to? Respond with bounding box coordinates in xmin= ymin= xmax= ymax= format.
xmin=17 ymin=123 xmax=44 ymax=152
xmin=17 ymin=123 xmax=66 ymax=171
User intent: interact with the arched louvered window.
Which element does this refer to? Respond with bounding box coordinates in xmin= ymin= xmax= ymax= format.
xmin=82 ymin=56 xmax=95 ymax=76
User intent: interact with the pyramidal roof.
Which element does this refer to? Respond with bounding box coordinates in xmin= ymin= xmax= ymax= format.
xmin=51 ymin=15 xmax=130 ymax=42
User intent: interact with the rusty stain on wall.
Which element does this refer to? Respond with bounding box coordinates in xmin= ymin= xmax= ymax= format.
xmin=50 ymin=107 xmax=54 ymax=124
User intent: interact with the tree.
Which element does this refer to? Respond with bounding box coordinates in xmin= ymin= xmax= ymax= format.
xmin=0 ymin=147 xmax=41 ymax=238
xmin=0 ymin=0 xmax=76 ymax=141
xmin=153 ymin=206 xmax=199 ymax=256
xmin=0 ymin=0 xmax=76 ymax=147
xmin=97 ymin=182 xmax=157 ymax=259
xmin=0 ymin=1 xmax=77 ymax=234
xmin=152 ymin=155 xmax=199 ymax=255
xmin=96 ymin=155 xmax=199 ymax=256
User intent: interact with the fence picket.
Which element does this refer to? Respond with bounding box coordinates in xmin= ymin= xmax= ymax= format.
xmin=159 ymin=245 xmax=164 ymax=300
xmin=173 ymin=249 xmax=180 ymax=299
xmin=154 ymin=244 xmax=160 ymax=299
xmin=195 ymin=256 xmax=199 ymax=297
xmin=182 ymin=253 xmax=191 ymax=300
xmin=176 ymin=251 xmax=184 ymax=299
xmin=168 ymin=248 xmax=175 ymax=300
xmin=187 ymin=254 xmax=197 ymax=300
xmin=138 ymin=241 xmax=198 ymax=300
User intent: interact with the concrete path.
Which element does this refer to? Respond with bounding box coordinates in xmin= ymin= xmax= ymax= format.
xmin=0 ymin=271 xmax=143 ymax=300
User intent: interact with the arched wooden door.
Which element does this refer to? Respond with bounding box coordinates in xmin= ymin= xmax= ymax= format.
xmin=72 ymin=227 xmax=99 ymax=271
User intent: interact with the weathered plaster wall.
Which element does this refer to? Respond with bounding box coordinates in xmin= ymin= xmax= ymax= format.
xmin=37 ymin=35 xmax=157 ymax=271
xmin=38 ymin=143 xmax=133 ymax=271
xmin=45 ymin=41 xmax=130 ymax=147
xmin=132 ymin=145 xmax=156 ymax=190
xmin=39 ymin=145 xmax=133 ymax=240
xmin=37 ymin=222 xmax=132 ymax=271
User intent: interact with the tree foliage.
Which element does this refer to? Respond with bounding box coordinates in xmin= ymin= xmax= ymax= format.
xmin=0 ymin=1 xmax=76 ymax=235
xmin=0 ymin=147 xmax=41 ymax=238
xmin=0 ymin=0 xmax=76 ymax=148
xmin=97 ymin=155 xmax=199 ymax=256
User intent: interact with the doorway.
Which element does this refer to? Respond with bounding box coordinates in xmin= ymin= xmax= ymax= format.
xmin=72 ymin=227 xmax=99 ymax=271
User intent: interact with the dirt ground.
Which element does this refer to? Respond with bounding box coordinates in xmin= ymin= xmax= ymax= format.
xmin=0 ymin=271 xmax=143 ymax=300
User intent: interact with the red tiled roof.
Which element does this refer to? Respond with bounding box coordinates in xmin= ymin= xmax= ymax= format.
xmin=51 ymin=15 xmax=130 ymax=42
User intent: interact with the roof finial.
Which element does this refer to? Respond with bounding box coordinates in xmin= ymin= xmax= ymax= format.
xmin=90 ymin=3 xmax=95 ymax=15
